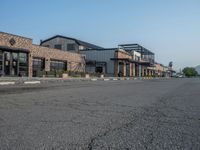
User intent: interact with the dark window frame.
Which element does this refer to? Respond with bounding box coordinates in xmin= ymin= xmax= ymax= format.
xmin=54 ymin=44 xmax=62 ymax=50
xmin=67 ymin=44 xmax=75 ymax=51
xmin=50 ymin=60 xmax=67 ymax=71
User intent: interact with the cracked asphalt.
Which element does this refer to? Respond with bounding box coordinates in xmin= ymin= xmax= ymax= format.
xmin=0 ymin=78 xmax=200 ymax=150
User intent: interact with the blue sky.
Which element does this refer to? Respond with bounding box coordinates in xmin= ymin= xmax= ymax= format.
xmin=1 ymin=0 xmax=200 ymax=70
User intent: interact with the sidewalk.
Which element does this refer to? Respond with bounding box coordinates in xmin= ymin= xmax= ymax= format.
xmin=0 ymin=76 xmax=169 ymax=86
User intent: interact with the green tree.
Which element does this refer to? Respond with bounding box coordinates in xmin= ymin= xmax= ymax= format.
xmin=182 ymin=67 xmax=198 ymax=77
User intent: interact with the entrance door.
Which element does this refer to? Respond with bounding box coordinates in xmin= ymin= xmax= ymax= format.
xmin=11 ymin=53 xmax=18 ymax=76
xmin=1 ymin=51 xmax=28 ymax=77
xmin=4 ymin=52 xmax=19 ymax=76
xmin=126 ymin=63 xmax=130 ymax=77
xmin=4 ymin=52 xmax=11 ymax=76
xmin=118 ymin=62 xmax=124 ymax=77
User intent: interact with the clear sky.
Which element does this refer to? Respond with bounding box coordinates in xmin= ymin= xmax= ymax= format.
xmin=1 ymin=0 xmax=200 ymax=70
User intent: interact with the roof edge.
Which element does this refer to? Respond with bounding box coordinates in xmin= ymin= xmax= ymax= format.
xmin=0 ymin=31 xmax=33 ymax=41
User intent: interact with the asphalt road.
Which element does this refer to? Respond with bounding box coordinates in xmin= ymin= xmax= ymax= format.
xmin=0 ymin=78 xmax=200 ymax=150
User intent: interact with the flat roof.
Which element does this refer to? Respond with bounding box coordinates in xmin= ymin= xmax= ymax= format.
xmin=118 ymin=44 xmax=154 ymax=55
xmin=81 ymin=48 xmax=117 ymax=51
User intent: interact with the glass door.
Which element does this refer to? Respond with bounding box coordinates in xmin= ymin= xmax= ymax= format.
xmin=4 ymin=52 xmax=11 ymax=76
xmin=11 ymin=53 xmax=18 ymax=76
xmin=0 ymin=50 xmax=3 ymax=76
xmin=126 ymin=63 xmax=130 ymax=77
xmin=118 ymin=62 xmax=124 ymax=77
xmin=1 ymin=51 xmax=28 ymax=77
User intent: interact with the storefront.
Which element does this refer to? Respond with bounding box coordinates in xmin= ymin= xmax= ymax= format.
xmin=0 ymin=32 xmax=85 ymax=77
xmin=0 ymin=49 xmax=28 ymax=76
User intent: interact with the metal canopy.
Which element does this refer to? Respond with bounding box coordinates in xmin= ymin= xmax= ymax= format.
xmin=118 ymin=44 xmax=154 ymax=55
xmin=111 ymin=58 xmax=141 ymax=64
xmin=110 ymin=58 xmax=130 ymax=61
xmin=0 ymin=46 xmax=29 ymax=53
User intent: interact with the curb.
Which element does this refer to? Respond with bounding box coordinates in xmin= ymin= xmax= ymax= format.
xmin=0 ymin=77 xmax=170 ymax=86
xmin=24 ymin=81 xmax=41 ymax=84
xmin=91 ymin=78 xmax=98 ymax=81
xmin=103 ymin=79 xmax=110 ymax=81
xmin=0 ymin=82 xmax=15 ymax=85
xmin=112 ymin=78 xmax=118 ymax=81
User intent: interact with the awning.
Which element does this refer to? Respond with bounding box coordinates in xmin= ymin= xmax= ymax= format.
xmin=110 ymin=58 xmax=130 ymax=61
xmin=0 ymin=46 xmax=29 ymax=53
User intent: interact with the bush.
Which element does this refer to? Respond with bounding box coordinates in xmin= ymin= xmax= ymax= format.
xmin=183 ymin=67 xmax=198 ymax=77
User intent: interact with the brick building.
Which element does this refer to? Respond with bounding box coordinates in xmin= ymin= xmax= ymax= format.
xmin=155 ymin=63 xmax=171 ymax=77
xmin=0 ymin=32 xmax=85 ymax=77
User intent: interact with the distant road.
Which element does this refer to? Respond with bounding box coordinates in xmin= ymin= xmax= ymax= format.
xmin=0 ymin=79 xmax=200 ymax=150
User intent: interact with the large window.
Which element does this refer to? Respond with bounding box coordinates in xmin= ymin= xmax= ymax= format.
xmin=4 ymin=52 xmax=11 ymax=75
xmin=19 ymin=53 xmax=28 ymax=76
xmin=0 ymin=51 xmax=28 ymax=76
xmin=50 ymin=60 xmax=67 ymax=71
xmin=67 ymin=44 xmax=75 ymax=51
xmin=32 ymin=58 xmax=45 ymax=77
xmin=54 ymin=44 xmax=62 ymax=50
xmin=33 ymin=58 xmax=45 ymax=71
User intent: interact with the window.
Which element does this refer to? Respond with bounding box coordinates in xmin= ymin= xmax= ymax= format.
xmin=33 ymin=58 xmax=45 ymax=71
xmin=50 ymin=60 xmax=67 ymax=71
xmin=54 ymin=44 xmax=62 ymax=50
xmin=19 ymin=53 xmax=28 ymax=76
xmin=95 ymin=67 xmax=103 ymax=73
xmin=0 ymin=50 xmax=2 ymax=72
xmin=32 ymin=58 xmax=45 ymax=77
xmin=67 ymin=44 xmax=75 ymax=51
xmin=12 ymin=53 xmax=18 ymax=61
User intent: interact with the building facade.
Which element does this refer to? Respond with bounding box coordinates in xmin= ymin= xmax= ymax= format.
xmin=81 ymin=44 xmax=156 ymax=77
xmin=0 ymin=32 xmax=85 ymax=77
xmin=81 ymin=44 xmax=155 ymax=77
xmin=81 ymin=48 xmax=134 ymax=77
xmin=155 ymin=63 xmax=171 ymax=77
xmin=119 ymin=44 xmax=155 ymax=77
xmin=40 ymin=36 xmax=157 ymax=78
xmin=40 ymin=35 xmax=103 ymax=53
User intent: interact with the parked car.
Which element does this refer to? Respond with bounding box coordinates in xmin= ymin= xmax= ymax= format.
xmin=176 ymin=74 xmax=184 ymax=78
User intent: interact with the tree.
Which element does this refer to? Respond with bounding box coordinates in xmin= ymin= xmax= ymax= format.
xmin=169 ymin=61 xmax=173 ymax=68
xmin=182 ymin=67 xmax=198 ymax=77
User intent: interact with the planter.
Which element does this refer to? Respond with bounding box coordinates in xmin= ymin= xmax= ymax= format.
xmin=100 ymin=74 xmax=104 ymax=78
xmin=85 ymin=74 xmax=90 ymax=79
xmin=62 ymin=73 xmax=68 ymax=79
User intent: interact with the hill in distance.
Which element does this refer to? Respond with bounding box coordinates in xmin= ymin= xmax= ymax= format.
xmin=195 ymin=65 xmax=200 ymax=75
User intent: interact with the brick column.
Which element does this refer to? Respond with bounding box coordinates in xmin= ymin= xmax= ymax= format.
xmin=132 ymin=63 xmax=135 ymax=77
xmin=114 ymin=61 xmax=119 ymax=77
xmin=45 ymin=58 xmax=50 ymax=71
xmin=28 ymin=53 xmax=33 ymax=77
xmin=123 ymin=62 xmax=126 ymax=77
xmin=130 ymin=63 xmax=133 ymax=77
